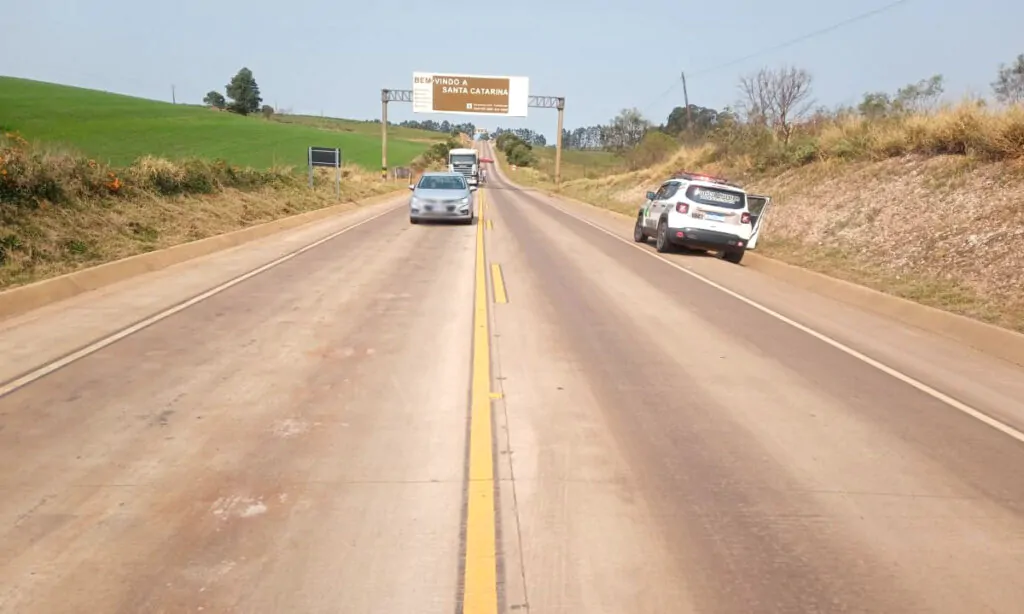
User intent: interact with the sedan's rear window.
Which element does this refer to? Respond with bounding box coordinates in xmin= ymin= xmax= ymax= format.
xmin=418 ymin=176 xmax=467 ymax=190
xmin=685 ymin=185 xmax=745 ymax=209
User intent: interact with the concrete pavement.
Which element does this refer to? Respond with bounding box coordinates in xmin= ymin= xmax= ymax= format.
xmin=1 ymin=202 xmax=474 ymax=613
xmin=2 ymin=151 xmax=1024 ymax=613
xmin=484 ymin=159 xmax=1024 ymax=613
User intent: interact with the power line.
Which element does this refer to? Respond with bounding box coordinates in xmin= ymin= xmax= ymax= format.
xmin=641 ymin=0 xmax=912 ymax=114
xmin=692 ymin=0 xmax=912 ymax=76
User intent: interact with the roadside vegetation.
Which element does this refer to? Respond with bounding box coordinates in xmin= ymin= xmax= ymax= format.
xmin=508 ymin=54 xmax=1024 ymax=332
xmin=0 ymin=74 xmax=491 ymax=290
xmin=0 ymin=130 xmax=400 ymax=288
xmin=0 ymin=73 xmax=485 ymax=289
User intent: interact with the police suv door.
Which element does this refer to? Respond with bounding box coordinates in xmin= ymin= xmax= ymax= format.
xmin=642 ymin=182 xmax=669 ymax=231
xmin=648 ymin=181 xmax=681 ymax=229
xmin=745 ymin=194 xmax=772 ymax=250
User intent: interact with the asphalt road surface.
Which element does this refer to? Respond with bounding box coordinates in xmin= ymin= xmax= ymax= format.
xmin=2 ymin=143 xmax=1024 ymax=614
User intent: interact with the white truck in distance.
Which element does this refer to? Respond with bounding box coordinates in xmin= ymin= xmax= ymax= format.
xmin=447 ymin=148 xmax=479 ymax=187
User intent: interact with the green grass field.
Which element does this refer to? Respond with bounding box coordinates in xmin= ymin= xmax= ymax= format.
xmin=0 ymin=77 xmax=437 ymax=170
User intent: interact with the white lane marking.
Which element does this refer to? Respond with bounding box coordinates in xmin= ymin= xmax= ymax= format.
xmin=0 ymin=205 xmax=402 ymax=398
xmin=530 ymin=191 xmax=1024 ymax=446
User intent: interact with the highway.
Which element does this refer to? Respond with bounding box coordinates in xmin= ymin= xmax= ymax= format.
xmin=2 ymin=142 xmax=1024 ymax=613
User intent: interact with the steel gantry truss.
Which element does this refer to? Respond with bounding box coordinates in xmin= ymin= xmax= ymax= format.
xmin=380 ymin=89 xmax=567 ymax=184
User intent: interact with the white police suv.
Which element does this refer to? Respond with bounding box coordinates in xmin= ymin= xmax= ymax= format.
xmin=632 ymin=172 xmax=771 ymax=264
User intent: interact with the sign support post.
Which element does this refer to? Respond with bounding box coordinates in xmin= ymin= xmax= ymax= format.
xmin=307 ymin=147 xmax=342 ymax=198
xmin=381 ymin=90 xmax=389 ymax=180
xmin=555 ymin=97 xmax=565 ymax=186
xmin=307 ymin=147 xmax=314 ymax=189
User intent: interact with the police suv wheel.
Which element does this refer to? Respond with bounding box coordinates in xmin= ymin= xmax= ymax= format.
xmin=656 ymin=220 xmax=672 ymax=253
xmin=633 ymin=215 xmax=646 ymax=243
xmin=723 ymin=249 xmax=745 ymax=264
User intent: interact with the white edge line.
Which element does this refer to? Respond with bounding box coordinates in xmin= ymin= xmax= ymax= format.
xmin=534 ymin=192 xmax=1024 ymax=446
xmin=0 ymin=205 xmax=402 ymax=398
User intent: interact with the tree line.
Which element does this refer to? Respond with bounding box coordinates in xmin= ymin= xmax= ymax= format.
xmin=398 ymin=119 xmax=478 ymax=137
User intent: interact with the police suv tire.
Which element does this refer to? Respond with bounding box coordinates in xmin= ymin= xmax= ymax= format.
xmin=723 ymin=249 xmax=745 ymax=264
xmin=656 ymin=220 xmax=672 ymax=253
xmin=410 ymin=217 xmax=419 ymax=224
xmin=633 ymin=215 xmax=647 ymax=243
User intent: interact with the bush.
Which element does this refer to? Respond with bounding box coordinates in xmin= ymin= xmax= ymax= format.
xmin=495 ymin=133 xmax=536 ymax=167
xmin=0 ymin=132 xmax=293 ymax=208
xmin=506 ymin=142 xmax=535 ymax=166
xmin=665 ymin=102 xmax=1024 ymax=178
xmin=624 ymin=131 xmax=677 ymax=169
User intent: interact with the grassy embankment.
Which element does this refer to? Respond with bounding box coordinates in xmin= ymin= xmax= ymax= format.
xmin=506 ymin=104 xmax=1024 ymax=333
xmin=0 ymin=77 xmax=442 ymax=289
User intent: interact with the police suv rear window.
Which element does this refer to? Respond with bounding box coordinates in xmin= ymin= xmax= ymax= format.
xmin=685 ymin=185 xmax=745 ymax=209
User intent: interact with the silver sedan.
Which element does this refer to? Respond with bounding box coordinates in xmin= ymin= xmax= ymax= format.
xmin=409 ymin=172 xmax=477 ymax=225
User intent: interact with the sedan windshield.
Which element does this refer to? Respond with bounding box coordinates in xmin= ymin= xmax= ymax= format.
xmin=418 ymin=176 xmax=467 ymax=190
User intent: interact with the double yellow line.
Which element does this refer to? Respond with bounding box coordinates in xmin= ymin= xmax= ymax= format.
xmin=463 ymin=188 xmax=498 ymax=613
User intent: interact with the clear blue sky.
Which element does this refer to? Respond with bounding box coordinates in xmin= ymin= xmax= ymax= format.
xmin=0 ymin=0 xmax=1017 ymax=140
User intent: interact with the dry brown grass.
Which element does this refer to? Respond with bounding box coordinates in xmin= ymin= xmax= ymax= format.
xmin=0 ymin=137 xmax=403 ymax=289
xmin=810 ymin=103 xmax=1024 ymax=162
xmin=751 ymin=156 xmax=1024 ymax=332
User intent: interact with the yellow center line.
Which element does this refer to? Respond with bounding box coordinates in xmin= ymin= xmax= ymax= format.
xmin=491 ymin=264 xmax=508 ymax=304
xmin=463 ymin=187 xmax=498 ymax=614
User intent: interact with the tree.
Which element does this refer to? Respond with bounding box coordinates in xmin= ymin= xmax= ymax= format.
xmin=665 ymin=104 xmax=721 ymax=139
xmin=893 ymin=75 xmax=944 ymax=114
xmin=604 ymin=108 xmax=649 ymax=150
xmin=738 ymin=66 xmax=814 ymax=145
xmin=858 ymin=92 xmax=893 ymax=119
xmin=858 ymin=75 xmax=945 ymax=119
xmin=225 ymin=67 xmax=263 ymax=115
xmin=992 ymin=54 xmax=1024 ymax=105
xmin=506 ymin=142 xmax=535 ymax=166
xmin=203 ymin=91 xmax=226 ymax=110
xmin=261 ymin=105 xmax=275 ymax=118
xmin=494 ymin=132 xmax=535 ymax=166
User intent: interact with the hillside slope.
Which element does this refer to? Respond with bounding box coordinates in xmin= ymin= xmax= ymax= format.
xmin=0 ymin=77 xmax=433 ymax=169
xmin=506 ymin=121 xmax=1024 ymax=333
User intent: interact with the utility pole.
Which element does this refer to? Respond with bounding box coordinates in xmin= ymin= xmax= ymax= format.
xmin=681 ymin=71 xmax=692 ymax=139
xmin=171 ymin=84 xmax=176 ymax=104
xmin=381 ymin=89 xmax=389 ymax=181
xmin=555 ymin=97 xmax=565 ymax=186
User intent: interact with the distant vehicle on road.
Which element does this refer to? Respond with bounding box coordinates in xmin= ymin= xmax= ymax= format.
xmin=478 ymin=157 xmax=493 ymax=185
xmin=447 ymin=148 xmax=480 ymax=187
xmin=632 ymin=172 xmax=771 ymax=264
xmin=409 ymin=172 xmax=477 ymax=225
